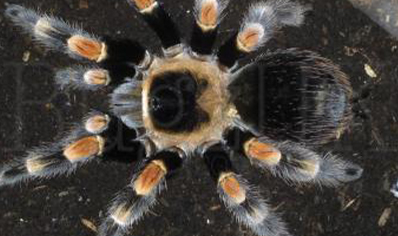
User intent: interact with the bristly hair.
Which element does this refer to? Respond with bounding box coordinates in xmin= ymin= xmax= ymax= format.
xmin=5 ymin=4 xmax=101 ymax=60
xmin=253 ymin=137 xmax=363 ymax=187
xmin=99 ymin=158 xmax=167 ymax=235
xmin=111 ymin=81 xmax=143 ymax=129
xmin=55 ymin=65 xmax=111 ymax=90
xmin=240 ymin=0 xmax=307 ymax=48
xmin=193 ymin=0 xmax=230 ymax=25
xmin=218 ymin=174 xmax=291 ymax=236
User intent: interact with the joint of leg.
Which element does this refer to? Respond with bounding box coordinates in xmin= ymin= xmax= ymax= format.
xmin=244 ymin=138 xmax=281 ymax=166
xmin=131 ymin=0 xmax=157 ymax=13
xmin=218 ymin=172 xmax=246 ymax=204
xmin=67 ymin=35 xmax=107 ymax=62
xmin=237 ymin=23 xmax=265 ymax=53
xmin=134 ymin=160 xmax=167 ymax=196
xmin=85 ymin=114 xmax=110 ymax=134
xmin=63 ymin=136 xmax=105 ymax=162
xmin=197 ymin=0 xmax=219 ymax=31
xmin=83 ymin=69 xmax=111 ymax=86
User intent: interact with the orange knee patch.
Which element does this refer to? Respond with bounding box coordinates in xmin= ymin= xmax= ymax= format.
xmin=67 ymin=35 xmax=106 ymax=61
xmin=85 ymin=114 xmax=110 ymax=134
xmin=219 ymin=173 xmax=246 ymax=204
xmin=198 ymin=0 xmax=218 ymax=30
xmin=244 ymin=138 xmax=281 ymax=166
xmin=134 ymin=160 xmax=166 ymax=196
xmin=237 ymin=24 xmax=264 ymax=52
xmin=63 ymin=136 xmax=105 ymax=162
xmin=131 ymin=0 xmax=156 ymax=10
xmin=84 ymin=69 xmax=111 ymax=86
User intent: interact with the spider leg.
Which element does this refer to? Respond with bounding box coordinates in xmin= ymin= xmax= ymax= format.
xmin=227 ymin=129 xmax=363 ymax=186
xmin=217 ymin=0 xmax=307 ymax=69
xmin=127 ymin=0 xmax=181 ymax=51
xmin=202 ymin=144 xmax=291 ymax=236
xmin=5 ymin=5 xmax=149 ymax=65
xmin=98 ymin=150 xmax=183 ymax=236
xmin=190 ymin=0 xmax=229 ymax=56
xmin=0 ymin=111 xmax=122 ymax=187
xmin=55 ymin=62 xmax=139 ymax=90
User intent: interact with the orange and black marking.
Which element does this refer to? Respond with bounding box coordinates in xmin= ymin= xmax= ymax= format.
xmin=219 ymin=172 xmax=246 ymax=204
xmin=63 ymin=136 xmax=105 ymax=162
xmin=198 ymin=0 xmax=219 ymax=31
xmin=133 ymin=151 xmax=183 ymax=195
xmin=84 ymin=69 xmax=111 ymax=86
xmin=67 ymin=35 xmax=107 ymax=62
xmin=85 ymin=114 xmax=110 ymax=134
xmin=134 ymin=159 xmax=167 ymax=196
xmin=191 ymin=0 xmax=224 ymax=55
xmin=130 ymin=0 xmax=156 ymax=11
xmin=244 ymin=138 xmax=282 ymax=166
xmin=237 ymin=25 xmax=264 ymax=53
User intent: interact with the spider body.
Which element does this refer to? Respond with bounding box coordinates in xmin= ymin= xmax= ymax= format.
xmin=138 ymin=52 xmax=234 ymax=153
xmin=1 ymin=1 xmax=363 ymax=236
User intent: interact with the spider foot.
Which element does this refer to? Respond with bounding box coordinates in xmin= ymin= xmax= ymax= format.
xmin=190 ymin=0 xmax=229 ymax=56
xmin=217 ymin=0 xmax=307 ymax=68
xmin=5 ymin=5 xmax=148 ymax=65
xmin=99 ymin=150 xmax=182 ymax=236
xmin=203 ymin=144 xmax=291 ymax=236
xmin=0 ymin=111 xmax=116 ymax=187
xmin=229 ymin=130 xmax=363 ymax=186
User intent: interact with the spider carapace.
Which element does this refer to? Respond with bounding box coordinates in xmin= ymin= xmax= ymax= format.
xmin=1 ymin=0 xmax=362 ymax=236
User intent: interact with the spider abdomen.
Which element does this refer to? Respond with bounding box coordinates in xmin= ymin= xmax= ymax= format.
xmin=229 ymin=49 xmax=352 ymax=146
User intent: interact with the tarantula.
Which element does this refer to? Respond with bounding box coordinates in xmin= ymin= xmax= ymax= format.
xmin=1 ymin=0 xmax=363 ymax=236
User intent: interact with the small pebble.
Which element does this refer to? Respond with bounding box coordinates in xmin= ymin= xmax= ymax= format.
xmin=58 ymin=191 xmax=69 ymax=197
xmin=81 ymin=218 xmax=97 ymax=233
xmin=364 ymin=64 xmax=377 ymax=78
xmin=378 ymin=208 xmax=392 ymax=227
xmin=79 ymin=0 xmax=89 ymax=9
xmin=22 ymin=51 xmax=30 ymax=62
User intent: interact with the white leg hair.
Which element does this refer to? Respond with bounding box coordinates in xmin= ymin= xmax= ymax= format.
xmin=247 ymin=137 xmax=363 ymax=186
xmin=238 ymin=0 xmax=307 ymax=52
xmin=5 ymin=4 xmax=105 ymax=61
xmin=193 ymin=0 xmax=229 ymax=29
xmin=0 ymin=111 xmax=110 ymax=187
xmin=98 ymin=152 xmax=183 ymax=236
xmin=218 ymin=173 xmax=291 ymax=236
xmin=55 ymin=65 xmax=112 ymax=90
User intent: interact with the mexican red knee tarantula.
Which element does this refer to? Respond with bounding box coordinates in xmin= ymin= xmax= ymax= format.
xmin=2 ymin=0 xmax=362 ymax=236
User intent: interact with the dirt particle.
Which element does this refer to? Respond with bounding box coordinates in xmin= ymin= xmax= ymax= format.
xmin=81 ymin=218 xmax=97 ymax=232
xmin=378 ymin=208 xmax=392 ymax=227
xmin=209 ymin=205 xmax=221 ymax=211
xmin=79 ymin=0 xmax=89 ymax=9
xmin=22 ymin=51 xmax=30 ymax=62
xmin=364 ymin=64 xmax=377 ymax=78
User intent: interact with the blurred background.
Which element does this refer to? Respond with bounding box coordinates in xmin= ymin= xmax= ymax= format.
xmin=0 ymin=0 xmax=397 ymax=236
